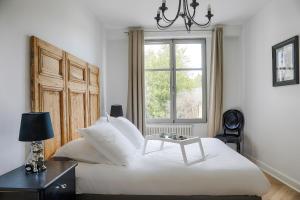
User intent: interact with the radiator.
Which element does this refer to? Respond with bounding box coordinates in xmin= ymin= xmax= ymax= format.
xmin=145 ymin=124 xmax=193 ymax=137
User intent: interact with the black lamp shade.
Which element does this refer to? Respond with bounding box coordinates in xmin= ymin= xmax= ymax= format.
xmin=19 ymin=112 xmax=54 ymax=142
xmin=110 ymin=105 xmax=123 ymax=117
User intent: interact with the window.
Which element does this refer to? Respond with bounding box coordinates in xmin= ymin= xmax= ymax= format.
xmin=144 ymin=39 xmax=207 ymax=123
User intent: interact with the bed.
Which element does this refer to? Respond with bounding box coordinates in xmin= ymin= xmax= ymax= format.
xmin=74 ymin=138 xmax=270 ymax=199
xmin=31 ymin=36 xmax=270 ymax=200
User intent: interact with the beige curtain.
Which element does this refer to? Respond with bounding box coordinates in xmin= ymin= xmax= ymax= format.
xmin=207 ymin=26 xmax=224 ymax=137
xmin=127 ymin=29 xmax=145 ymax=134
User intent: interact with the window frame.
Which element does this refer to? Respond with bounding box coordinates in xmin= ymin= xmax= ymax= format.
xmin=144 ymin=38 xmax=207 ymax=124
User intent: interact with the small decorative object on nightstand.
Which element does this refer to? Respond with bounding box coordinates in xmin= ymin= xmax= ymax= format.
xmin=0 ymin=160 xmax=77 ymax=200
xmin=19 ymin=112 xmax=54 ymax=173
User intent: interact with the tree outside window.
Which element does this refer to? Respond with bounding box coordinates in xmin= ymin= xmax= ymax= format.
xmin=144 ymin=39 xmax=207 ymax=123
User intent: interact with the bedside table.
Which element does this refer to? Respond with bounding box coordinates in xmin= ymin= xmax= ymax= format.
xmin=0 ymin=160 xmax=77 ymax=200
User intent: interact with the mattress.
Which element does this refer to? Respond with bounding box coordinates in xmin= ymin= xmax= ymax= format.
xmin=76 ymin=138 xmax=270 ymax=196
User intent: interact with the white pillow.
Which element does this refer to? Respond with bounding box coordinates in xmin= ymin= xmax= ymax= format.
xmin=110 ymin=117 xmax=144 ymax=149
xmin=78 ymin=122 xmax=136 ymax=166
xmin=53 ymin=138 xmax=111 ymax=164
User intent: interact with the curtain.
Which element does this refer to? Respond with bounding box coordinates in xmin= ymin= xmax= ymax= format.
xmin=126 ymin=29 xmax=145 ymax=134
xmin=207 ymin=26 xmax=224 ymax=137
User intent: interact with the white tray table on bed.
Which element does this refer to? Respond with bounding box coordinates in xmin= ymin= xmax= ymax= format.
xmin=142 ymin=134 xmax=205 ymax=165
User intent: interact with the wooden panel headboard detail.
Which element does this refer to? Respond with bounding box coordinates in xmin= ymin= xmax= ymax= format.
xmin=66 ymin=53 xmax=89 ymax=142
xmin=31 ymin=36 xmax=100 ymax=159
xmin=88 ymin=64 xmax=100 ymax=125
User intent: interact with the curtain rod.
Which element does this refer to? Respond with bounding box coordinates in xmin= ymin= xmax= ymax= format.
xmin=124 ymin=29 xmax=213 ymax=34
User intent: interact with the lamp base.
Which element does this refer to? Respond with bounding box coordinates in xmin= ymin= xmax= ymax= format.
xmin=25 ymin=141 xmax=46 ymax=173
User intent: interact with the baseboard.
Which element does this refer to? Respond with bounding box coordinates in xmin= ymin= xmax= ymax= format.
xmin=246 ymin=154 xmax=300 ymax=192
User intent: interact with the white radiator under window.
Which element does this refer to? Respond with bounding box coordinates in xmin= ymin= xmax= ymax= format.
xmin=145 ymin=124 xmax=193 ymax=137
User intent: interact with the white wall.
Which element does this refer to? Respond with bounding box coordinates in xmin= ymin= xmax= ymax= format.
xmin=105 ymin=27 xmax=243 ymax=137
xmin=0 ymin=0 xmax=105 ymax=175
xmin=106 ymin=38 xmax=129 ymax=115
xmin=223 ymin=37 xmax=243 ymax=111
xmin=242 ymin=0 xmax=300 ymax=191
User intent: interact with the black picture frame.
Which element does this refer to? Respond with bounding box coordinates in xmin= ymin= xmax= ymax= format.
xmin=272 ymin=36 xmax=299 ymax=87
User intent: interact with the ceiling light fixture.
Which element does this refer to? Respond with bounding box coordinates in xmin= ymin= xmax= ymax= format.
xmin=154 ymin=0 xmax=214 ymax=31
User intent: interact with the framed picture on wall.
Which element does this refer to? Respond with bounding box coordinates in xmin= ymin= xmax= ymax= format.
xmin=272 ymin=36 xmax=299 ymax=87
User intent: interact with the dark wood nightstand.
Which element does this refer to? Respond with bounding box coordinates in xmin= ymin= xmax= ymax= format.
xmin=0 ymin=160 xmax=77 ymax=200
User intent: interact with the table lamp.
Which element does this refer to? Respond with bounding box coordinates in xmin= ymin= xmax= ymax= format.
xmin=19 ymin=112 xmax=54 ymax=173
xmin=110 ymin=105 xmax=123 ymax=117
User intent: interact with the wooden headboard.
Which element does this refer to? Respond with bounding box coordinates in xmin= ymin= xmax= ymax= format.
xmin=31 ymin=36 xmax=100 ymax=159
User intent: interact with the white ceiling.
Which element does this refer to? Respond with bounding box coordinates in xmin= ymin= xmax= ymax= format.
xmin=80 ymin=0 xmax=272 ymax=29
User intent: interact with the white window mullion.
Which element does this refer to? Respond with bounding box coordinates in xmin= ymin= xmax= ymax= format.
xmin=171 ymin=40 xmax=176 ymax=123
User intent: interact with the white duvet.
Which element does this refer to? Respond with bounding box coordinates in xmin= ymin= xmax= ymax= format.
xmin=76 ymin=138 xmax=270 ymax=196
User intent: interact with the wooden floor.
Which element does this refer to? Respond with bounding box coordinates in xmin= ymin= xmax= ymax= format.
xmin=263 ymin=174 xmax=300 ymax=200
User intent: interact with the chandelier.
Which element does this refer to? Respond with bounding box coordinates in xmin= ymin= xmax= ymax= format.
xmin=154 ymin=0 xmax=214 ymax=31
